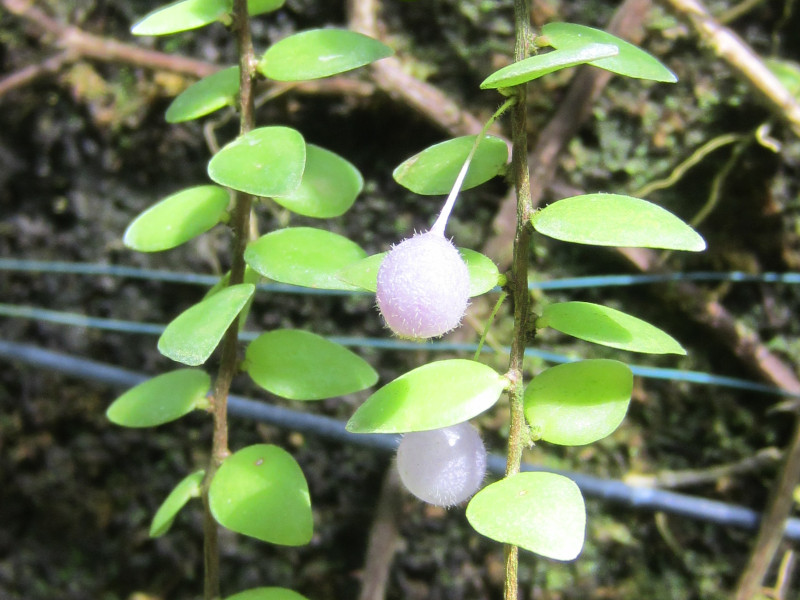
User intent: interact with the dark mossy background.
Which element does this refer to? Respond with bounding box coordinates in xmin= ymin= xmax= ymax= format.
xmin=2 ymin=0 xmax=800 ymax=599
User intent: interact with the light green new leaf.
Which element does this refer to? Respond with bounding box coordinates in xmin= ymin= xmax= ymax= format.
xmin=765 ymin=58 xmax=800 ymax=99
xmin=466 ymin=472 xmax=586 ymax=561
xmin=524 ymin=359 xmax=632 ymax=446
xmin=538 ymin=301 xmax=686 ymax=354
xmin=259 ymin=29 xmax=393 ymax=81
xmin=166 ymin=66 xmax=239 ymax=123
xmin=209 ymin=444 xmax=312 ymax=545
xmin=532 ymin=193 xmax=705 ymax=251
xmin=393 ymin=135 xmax=508 ymax=195
xmin=245 ymin=329 xmax=378 ymax=400
xmin=158 ymin=283 xmax=255 ymax=365
xmin=346 ymin=359 xmax=506 ymax=433
xmin=245 ymin=227 xmax=366 ymax=290
xmin=542 ymin=22 xmax=677 ymax=83
xmin=106 ymin=369 xmax=210 ymax=427
xmin=225 ymin=588 xmax=309 ymax=600
xmin=132 ymin=0 xmax=230 ymax=36
xmin=150 ymin=470 xmax=205 ymax=537
xmin=271 ymin=144 xmax=363 ymax=218
xmin=480 ymin=43 xmax=619 ymax=89
xmin=247 ymin=0 xmax=285 ymax=17
xmin=208 ymin=126 xmax=306 ymax=197
xmin=124 ymin=185 xmax=229 ymax=252
xmin=336 ymin=248 xmax=499 ymax=296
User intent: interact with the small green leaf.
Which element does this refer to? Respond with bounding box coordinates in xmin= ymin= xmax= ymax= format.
xmin=158 ymin=283 xmax=255 ymax=366
xmin=346 ymin=359 xmax=506 ymax=433
xmin=166 ymin=67 xmax=239 ymax=123
xmin=524 ymin=359 xmax=632 ymax=446
xmin=209 ymin=444 xmax=312 ymax=545
xmin=466 ymin=472 xmax=586 ymax=561
xmin=208 ymin=127 xmax=306 ymax=197
xmin=336 ymin=249 xmax=499 ymax=296
xmin=132 ymin=0 xmax=230 ymax=36
xmin=124 ymin=185 xmax=229 ymax=252
xmin=393 ymin=135 xmax=508 ymax=195
xmin=225 ymin=588 xmax=309 ymax=600
xmin=480 ymin=44 xmax=619 ymax=89
xmin=542 ymin=22 xmax=677 ymax=83
xmin=538 ymin=301 xmax=686 ymax=354
xmin=150 ymin=470 xmax=205 ymax=537
xmin=271 ymin=144 xmax=363 ymax=218
xmin=258 ymin=29 xmax=393 ymax=81
xmin=765 ymin=58 xmax=800 ymax=99
xmin=106 ymin=369 xmax=210 ymax=427
xmin=245 ymin=329 xmax=378 ymax=400
xmin=245 ymin=227 xmax=366 ymax=290
xmin=532 ymin=193 xmax=706 ymax=251
xmin=247 ymin=0 xmax=285 ymax=17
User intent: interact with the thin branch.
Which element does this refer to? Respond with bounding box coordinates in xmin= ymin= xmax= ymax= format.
xmin=0 ymin=50 xmax=74 ymax=98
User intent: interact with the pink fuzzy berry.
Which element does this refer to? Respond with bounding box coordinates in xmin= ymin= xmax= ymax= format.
xmin=376 ymin=232 xmax=470 ymax=339
xmin=396 ymin=422 xmax=487 ymax=507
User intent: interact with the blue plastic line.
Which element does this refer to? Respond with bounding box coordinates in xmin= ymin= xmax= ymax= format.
xmin=1 ymin=339 xmax=798 ymax=540
xmin=1 ymin=303 xmax=796 ymax=398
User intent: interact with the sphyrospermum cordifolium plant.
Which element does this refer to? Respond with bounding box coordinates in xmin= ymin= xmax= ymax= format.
xmin=106 ymin=2 xmax=705 ymax=599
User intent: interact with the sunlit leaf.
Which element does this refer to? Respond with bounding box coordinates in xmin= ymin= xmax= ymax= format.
xmin=532 ymin=193 xmax=705 ymax=251
xmin=158 ymin=283 xmax=255 ymax=365
xmin=524 ymin=359 xmax=632 ymax=445
xmin=336 ymin=253 xmax=385 ymax=291
xmin=245 ymin=329 xmax=378 ymax=400
xmin=480 ymin=43 xmax=619 ymax=89
xmin=467 ymin=472 xmax=586 ymax=561
xmin=106 ymin=369 xmax=210 ymax=427
xmin=542 ymin=22 xmax=677 ymax=83
xmin=393 ymin=135 xmax=508 ymax=195
xmin=245 ymin=227 xmax=366 ymax=290
xmin=209 ymin=444 xmax=312 ymax=545
xmin=346 ymin=359 xmax=506 ymax=433
xmin=132 ymin=0 xmax=230 ymax=36
xmin=208 ymin=127 xmax=306 ymax=197
xmin=258 ymin=29 xmax=392 ymax=81
xmin=538 ymin=301 xmax=686 ymax=354
xmin=247 ymin=0 xmax=285 ymax=17
xmin=166 ymin=67 xmax=239 ymax=123
xmin=225 ymin=588 xmax=309 ymax=600
xmin=124 ymin=185 xmax=229 ymax=252
xmin=150 ymin=470 xmax=205 ymax=537
xmin=271 ymin=144 xmax=363 ymax=218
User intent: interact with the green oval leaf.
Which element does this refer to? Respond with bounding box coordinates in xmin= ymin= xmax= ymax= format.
xmin=258 ymin=29 xmax=393 ymax=81
xmin=524 ymin=359 xmax=632 ymax=446
xmin=346 ymin=359 xmax=506 ymax=433
xmin=245 ymin=329 xmax=378 ymax=400
xmin=538 ymin=301 xmax=686 ymax=354
xmin=209 ymin=444 xmax=312 ymax=545
xmin=247 ymin=0 xmax=285 ymax=17
xmin=393 ymin=135 xmax=508 ymax=195
xmin=150 ymin=470 xmax=205 ymax=537
xmin=225 ymin=588 xmax=309 ymax=600
xmin=336 ymin=248 xmax=499 ymax=296
xmin=765 ymin=58 xmax=800 ymax=99
xmin=132 ymin=0 xmax=230 ymax=36
xmin=532 ymin=193 xmax=706 ymax=251
xmin=466 ymin=472 xmax=586 ymax=561
xmin=271 ymin=144 xmax=363 ymax=218
xmin=124 ymin=185 xmax=229 ymax=252
xmin=106 ymin=369 xmax=210 ymax=427
xmin=245 ymin=227 xmax=366 ymax=290
xmin=208 ymin=126 xmax=306 ymax=197
xmin=158 ymin=283 xmax=255 ymax=365
xmin=480 ymin=44 xmax=619 ymax=89
xmin=166 ymin=66 xmax=239 ymax=123
xmin=542 ymin=22 xmax=677 ymax=83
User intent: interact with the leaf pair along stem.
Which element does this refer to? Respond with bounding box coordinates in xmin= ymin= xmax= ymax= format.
xmin=201 ymin=1 xmax=257 ymax=598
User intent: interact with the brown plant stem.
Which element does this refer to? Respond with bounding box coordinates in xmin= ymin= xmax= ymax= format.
xmin=503 ymin=2 xmax=533 ymax=600
xmin=200 ymin=1 xmax=257 ymax=599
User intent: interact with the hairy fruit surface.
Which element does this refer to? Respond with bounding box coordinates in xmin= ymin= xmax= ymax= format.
xmin=376 ymin=232 xmax=470 ymax=339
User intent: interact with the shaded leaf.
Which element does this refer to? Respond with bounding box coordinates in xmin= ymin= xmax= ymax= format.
xmin=166 ymin=66 xmax=239 ymax=123
xmin=209 ymin=444 xmax=312 ymax=545
xmin=346 ymin=359 xmax=506 ymax=433
xmin=532 ymin=193 xmax=705 ymax=251
xmin=225 ymin=588 xmax=308 ymax=600
xmin=132 ymin=0 xmax=230 ymax=36
xmin=106 ymin=369 xmax=210 ymax=427
xmin=150 ymin=470 xmax=205 ymax=537
xmin=247 ymin=0 xmax=285 ymax=16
